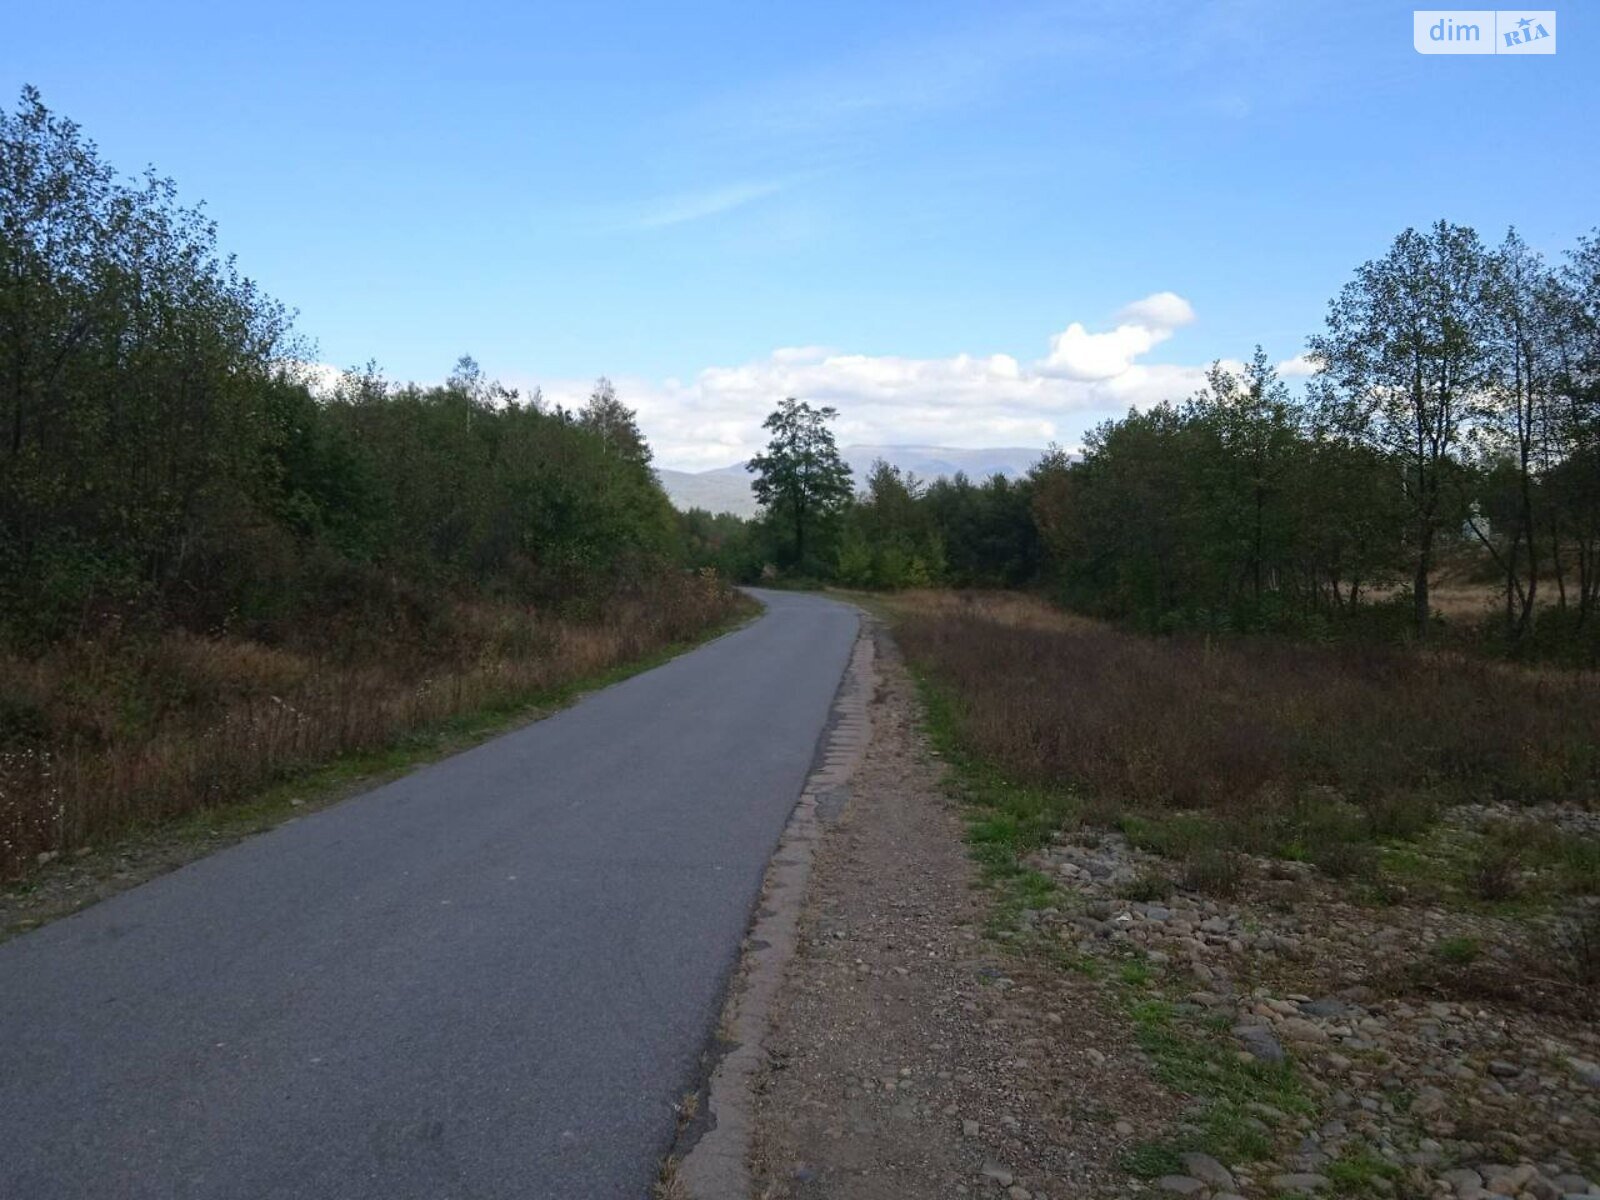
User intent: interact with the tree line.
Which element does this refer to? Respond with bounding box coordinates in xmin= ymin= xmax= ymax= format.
xmin=712 ymin=221 xmax=1600 ymax=657
xmin=1 ymin=88 xmax=679 ymax=648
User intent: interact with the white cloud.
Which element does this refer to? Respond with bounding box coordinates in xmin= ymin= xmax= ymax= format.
xmin=1117 ymin=291 xmax=1196 ymax=328
xmin=538 ymin=293 xmax=1219 ymax=470
xmin=1275 ymin=353 xmax=1317 ymax=378
xmin=1041 ymin=291 xmax=1196 ymax=382
xmin=352 ymin=293 xmax=1313 ymax=473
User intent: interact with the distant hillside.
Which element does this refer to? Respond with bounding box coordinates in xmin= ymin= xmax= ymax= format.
xmin=658 ymin=445 xmax=1048 ymax=517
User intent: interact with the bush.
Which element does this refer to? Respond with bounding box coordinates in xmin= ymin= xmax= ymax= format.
xmin=1116 ymin=872 xmax=1175 ymax=902
xmin=1471 ymin=844 xmax=1524 ymax=901
xmin=1183 ymin=849 xmax=1250 ymax=897
xmin=1552 ymin=903 xmax=1600 ymax=986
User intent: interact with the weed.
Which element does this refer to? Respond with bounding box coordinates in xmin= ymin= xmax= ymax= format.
xmin=1116 ymin=871 xmax=1175 ymax=902
xmin=1434 ymin=935 xmax=1482 ymax=965
xmin=1311 ymin=839 xmax=1378 ymax=880
xmin=1552 ymin=903 xmax=1600 ymax=986
xmin=1183 ymin=848 xmax=1250 ymax=897
xmin=1471 ymin=843 xmax=1524 ymax=901
xmin=1326 ymin=1149 xmax=1401 ymax=1194
xmin=1117 ymin=1140 xmax=1184 ymax=1178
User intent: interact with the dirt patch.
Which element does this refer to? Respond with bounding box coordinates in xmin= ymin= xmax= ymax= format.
xmin=749 ymin=622 xmax=1174 ymax=1199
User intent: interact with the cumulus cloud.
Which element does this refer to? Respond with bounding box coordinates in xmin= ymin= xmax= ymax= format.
xmin=354 ymin=293 xmax=1309 ymax=473
xmin=531 ymin=293 xmax=1226 ymax=470
xmin=1040 ymin=290 xmax=1197 ymax=381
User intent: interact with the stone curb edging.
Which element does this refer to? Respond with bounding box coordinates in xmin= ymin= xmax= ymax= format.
xmin=674 ymin=616 xmax=877 ymax=1198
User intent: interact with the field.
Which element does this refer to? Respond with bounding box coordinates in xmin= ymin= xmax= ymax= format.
xmin=884 ymin=590 xmax=1600 ymax=1194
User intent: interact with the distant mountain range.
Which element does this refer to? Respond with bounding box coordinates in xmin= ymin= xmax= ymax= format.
xmin=657 ymin=444 xmax=1049 ymax=517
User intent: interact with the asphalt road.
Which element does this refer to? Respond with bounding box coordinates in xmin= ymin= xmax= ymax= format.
xmin=0 ymin=589 xmax=859 ymax=1200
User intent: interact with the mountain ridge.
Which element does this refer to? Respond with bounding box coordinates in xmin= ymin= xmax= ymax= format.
xmin=658 ymin=444 xmax=1049 ymax=517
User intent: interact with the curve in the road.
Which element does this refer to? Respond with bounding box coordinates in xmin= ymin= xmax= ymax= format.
xmin=0 ymin=588 xmax=858 ymax=1200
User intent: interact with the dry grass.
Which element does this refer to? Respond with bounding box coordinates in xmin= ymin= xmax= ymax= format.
xmin=0 ymin=572 xmax=746 ymax=877
xmin=888 ymin=590 xmax=1598 ymax=852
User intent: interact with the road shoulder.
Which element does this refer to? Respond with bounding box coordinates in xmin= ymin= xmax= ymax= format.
xmin=736 ymin=619 xmax=1170 ymax=1199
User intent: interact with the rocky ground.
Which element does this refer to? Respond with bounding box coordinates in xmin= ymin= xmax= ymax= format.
xmin=1030 ymin=822 xmax=1600 ymax=1198
xmin=749 ymin=621 xmax=1600 ymax=1200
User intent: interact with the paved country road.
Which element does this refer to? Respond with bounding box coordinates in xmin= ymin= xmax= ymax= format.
xmin=0 ymin=589 xmax=858 ymax=1200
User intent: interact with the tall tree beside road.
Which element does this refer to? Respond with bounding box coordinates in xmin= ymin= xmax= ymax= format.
xmin=747 ymin=398 xmax=853 ymax=572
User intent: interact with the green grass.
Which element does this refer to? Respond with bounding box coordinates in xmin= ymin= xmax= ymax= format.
xmin=1433 ymin=934 xmax=1482 ymax=966
xmin=914 ymin=670 xmax=1081 ymax=943
xmin=1118 ymin=1140 xmax=1185 ymax=1178
xmin=1125 ymin=992 xmax=1310 ymax=1163
xmin=1119 ymin=960 xmax=1153 ymax=987
xmin=1326 ymin=1148 xmax=1402 ymax=1195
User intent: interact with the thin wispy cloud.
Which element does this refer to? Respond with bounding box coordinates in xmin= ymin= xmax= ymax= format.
xmin=710 ymin=10 xmax=1090 ymax=144
xmin=632 ymin=180 xmax=787 ymax=230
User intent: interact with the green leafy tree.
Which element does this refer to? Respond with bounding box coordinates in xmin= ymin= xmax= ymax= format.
xmin=747 ymin=398 xmax=852 ymax=571
xmin=579 ymin=376 xmax=652 ymax=470
xmin=1310 ymin=221 xmax=1493 ymax=637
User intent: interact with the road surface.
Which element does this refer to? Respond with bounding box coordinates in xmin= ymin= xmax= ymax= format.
xmin=0 ymin=589 xmax=858 ymax=1199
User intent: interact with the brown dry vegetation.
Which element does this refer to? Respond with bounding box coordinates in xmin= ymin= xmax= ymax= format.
xmin=0 ymin=572 xmax=747 ymax=878
xmin=891 ymin=590 xmax=1597 ymax=837
xmin=887 ymin=589 xmax=1600 ymax=1004
xmin=882 ymin=590 xmax=1600 ymax=1189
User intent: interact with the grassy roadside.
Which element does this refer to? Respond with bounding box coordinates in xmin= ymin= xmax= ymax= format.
xmin=911 ymin=663 xmax=1319 ymax=1186
xmin=1 ymin=595 xmax=760 ymax=942
xmin=877 ymin=589 xmax=1600 ymax=1194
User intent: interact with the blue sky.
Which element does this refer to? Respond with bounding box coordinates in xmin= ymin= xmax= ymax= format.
xmin=5 ymin=1 xmax=1594 ymax=467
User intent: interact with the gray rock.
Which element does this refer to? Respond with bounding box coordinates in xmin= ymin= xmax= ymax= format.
xmin=1179 ymin=1152 xmax=1236 ymax=1190
xmin=1299 ymin=996 xmax=1353 ymax=1018
xmin=981 ymin=1162 xmax=1015 ymax=1187
xmin=1234 ymin=1023 xmax=1286 ymax=1064
xmin=1567 ymin=1057 xmax=1600 ymax=1089
xmin=962 ymin=1118 xmax=979 ymax=1137
xmin=1155 ymin=1177 xmax=1207 ymax=1196
xmin=1271 ymin=1174 xmax=1330 ymax=1194
xmin=1441 ymin=1168 xmax=1484 ymax=1191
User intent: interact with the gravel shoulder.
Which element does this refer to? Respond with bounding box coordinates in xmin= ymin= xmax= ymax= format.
xmin=749 ymin=621 xmax=1174 ymax=1200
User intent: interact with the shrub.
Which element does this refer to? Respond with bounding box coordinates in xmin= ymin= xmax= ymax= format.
xmin=1434 ymin=935 xmax=1482 ymax=965
xmin=1183 ymin=849 xmax=1250 ymax=897
xmin=1471 ymin=844 xmax=1524 ymax=902
xmin=1552 ymin=903 xmax=1600 ymax=986
xmin=1116 ymin=871 xmax=1175 ymax=902
xmin=1311 ymin=839 xmax=1378 ymax=881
